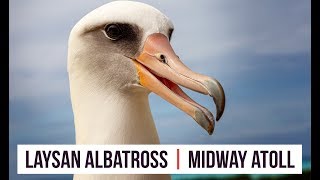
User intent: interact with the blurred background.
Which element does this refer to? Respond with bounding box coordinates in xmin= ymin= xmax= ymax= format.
xmin=9 ymin=0 xmax=310 ymax=179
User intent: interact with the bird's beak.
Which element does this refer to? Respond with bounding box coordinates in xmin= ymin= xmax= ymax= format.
xmin=133 ymin=33 xmax=225 ymax=135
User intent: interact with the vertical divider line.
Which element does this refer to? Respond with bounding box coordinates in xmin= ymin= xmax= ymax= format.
xmin=177 ymin=149 xmax=180 ymax=170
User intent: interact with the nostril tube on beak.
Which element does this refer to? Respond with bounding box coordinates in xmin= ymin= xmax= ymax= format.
xmin=155 ymin=53 xmax=167 ymax=63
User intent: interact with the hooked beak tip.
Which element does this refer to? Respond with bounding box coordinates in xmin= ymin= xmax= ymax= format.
xmin=195 ymin=109 xmax=214 ymax=135
xmin=208 ymin=124 xmax=214 ymax=135
xmin=205 ymin=79 xmax=225 ymax=121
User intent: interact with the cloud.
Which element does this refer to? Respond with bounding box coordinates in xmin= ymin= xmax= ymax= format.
xmin=169 ymin=0 xmax=310 ymax=59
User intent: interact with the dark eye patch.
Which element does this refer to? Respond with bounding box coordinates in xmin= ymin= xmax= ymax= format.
xmin=104 ymin=23 xmax=139 ymax=42
xmin=168 ymin=28 xmax=174 ymax=41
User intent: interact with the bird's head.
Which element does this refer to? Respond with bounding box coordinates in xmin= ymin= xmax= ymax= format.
xmin=68 ymin=1 xmax=225 ymax=135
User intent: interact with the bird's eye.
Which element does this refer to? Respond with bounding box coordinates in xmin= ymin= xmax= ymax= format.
xmin=104 ymin=24 xmax=122 ymax=40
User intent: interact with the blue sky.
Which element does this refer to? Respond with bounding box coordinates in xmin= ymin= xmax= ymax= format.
xmin=9 ymin=0 xmax=310 ymax=179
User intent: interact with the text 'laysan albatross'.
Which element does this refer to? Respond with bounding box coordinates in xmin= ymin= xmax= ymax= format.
xmin=67 ymin=1 xmax=225 ymax=180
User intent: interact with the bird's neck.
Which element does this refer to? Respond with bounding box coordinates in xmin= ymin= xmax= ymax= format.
xmin=70 ymin=84 xmax=169 ymax=179
xmin=70 ymin=83 xmax=160 ymax=144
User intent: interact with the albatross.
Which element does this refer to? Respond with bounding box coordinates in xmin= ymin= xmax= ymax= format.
xmin=68 ymin=1 xmax=225 ymax=180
